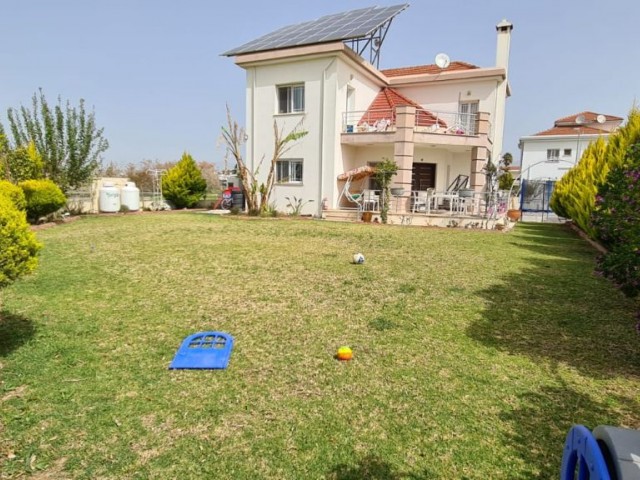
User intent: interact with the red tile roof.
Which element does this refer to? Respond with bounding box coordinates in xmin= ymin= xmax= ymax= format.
xmin=381 ymin=61 xmax=479 ymax=77
xmin=534 ymin=126 xmax=610 ymax=136
xmin=554 ymin=111 xmax=623 ymax=125
xmin=359 ymin=88 xmax=446 ymax=128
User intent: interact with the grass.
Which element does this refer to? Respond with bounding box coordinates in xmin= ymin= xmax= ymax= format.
xmin=1 ymin=213 xmax=639 ymax=479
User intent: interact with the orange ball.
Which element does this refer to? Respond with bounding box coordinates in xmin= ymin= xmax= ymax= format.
xmin=337 ymin=346 xmax=353 ymax=361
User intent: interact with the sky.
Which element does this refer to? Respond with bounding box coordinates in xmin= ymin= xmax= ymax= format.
xmin=1 ymin=0 xmax=638 ymax=168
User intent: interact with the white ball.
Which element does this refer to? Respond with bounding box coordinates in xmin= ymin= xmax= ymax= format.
xmin=352 ymin=253 xmax=365 ymax=264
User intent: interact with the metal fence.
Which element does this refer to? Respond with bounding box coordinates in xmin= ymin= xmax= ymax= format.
xmin=520 ymin=179 xmax=555 ymax=213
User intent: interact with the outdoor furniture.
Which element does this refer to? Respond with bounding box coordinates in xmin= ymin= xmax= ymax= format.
xmin=431 ymin=191 xmax=458 ymax=213
xmin=362 ymin=189 xmax=380 ymax=211
xmin=411 ymin=189 xmax=432 ymax=213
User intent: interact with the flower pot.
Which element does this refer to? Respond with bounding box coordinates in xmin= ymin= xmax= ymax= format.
xmin=507 ymin=209 xmax=522 ymax=222
xmin=390 ymin=188 xmax=405 ymax=196
xmin=361 ymin=211 xmax=373 ymax=223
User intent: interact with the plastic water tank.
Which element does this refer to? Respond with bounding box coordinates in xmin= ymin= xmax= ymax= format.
xmin=99 ymin=182 xmax=121 ymax=212
xmin=120 ymin=182 xmax=140 ymax=211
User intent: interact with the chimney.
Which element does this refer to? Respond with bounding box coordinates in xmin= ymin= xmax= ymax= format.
xmin=495 ymin=19 xmax=513 ymax=74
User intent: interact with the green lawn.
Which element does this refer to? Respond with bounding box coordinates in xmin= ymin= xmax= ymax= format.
xmin=1 ymin=214 xmax=639 ymax=479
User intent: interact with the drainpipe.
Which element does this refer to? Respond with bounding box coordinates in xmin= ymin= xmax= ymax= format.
xmin=251 ymin=67 xmax=257 ymax=174
xmin=317 ymin=58 xmax=337 ymax=217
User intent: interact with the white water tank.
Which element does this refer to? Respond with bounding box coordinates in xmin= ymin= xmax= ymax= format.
xmin=99 ymin=182 xmax=121 ymax=212
xmin=120 ymin=182 xmax=140 ymax=211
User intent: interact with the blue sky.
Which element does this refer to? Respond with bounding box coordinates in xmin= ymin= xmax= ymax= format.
xmin=1 ymin=0 xmax=638 ymax=167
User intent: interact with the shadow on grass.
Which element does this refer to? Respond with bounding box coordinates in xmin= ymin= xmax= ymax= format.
xmin=468 ymin=223 xmax=640 ymax=379
xmin=0 ymin=310 xmax=36 ymax=357
xmin=500 ymin=379 xmax=638 ymax=478
xmin=326 ymin=455 xmax=435 ymax=480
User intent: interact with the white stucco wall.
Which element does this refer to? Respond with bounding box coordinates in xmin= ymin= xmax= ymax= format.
xmin=519 ymin=134 xmax=605 ymax=181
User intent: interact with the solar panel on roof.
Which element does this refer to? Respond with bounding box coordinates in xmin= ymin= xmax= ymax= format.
xmin=222 ymin=4 xmax=409 ymax=56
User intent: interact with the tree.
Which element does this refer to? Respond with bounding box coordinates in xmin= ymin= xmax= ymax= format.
xmin=6 ymin=89 xmax=109 ymax=191
xmin=220 ymin=106 xmax=307 ymax=214
xmin=161 ymin=152 xmax=207 ymax=208
xmin=374 ymin=157 xmax=399 ymax=224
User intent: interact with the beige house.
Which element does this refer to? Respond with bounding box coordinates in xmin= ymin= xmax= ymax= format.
xmin=224 ymin=5 xmax=513 ymax=224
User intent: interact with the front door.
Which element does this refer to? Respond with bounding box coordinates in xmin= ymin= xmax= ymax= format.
xmin=412 ymin=163 xmax=436 ymax=191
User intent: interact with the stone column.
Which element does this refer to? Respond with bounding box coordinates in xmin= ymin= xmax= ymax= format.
xmin=471 ymin=146 xmax=488 ymax=191
xmin=475 ymin=111 xmax=490 ymax=137
xmin=393 ymin=105 xmax=415 ymax=213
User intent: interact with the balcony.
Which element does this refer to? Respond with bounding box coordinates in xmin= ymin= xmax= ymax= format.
xmin=342 ymin=109 xmax=488 ymax=136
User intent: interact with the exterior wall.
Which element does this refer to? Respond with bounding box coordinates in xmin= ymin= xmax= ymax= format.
xmin=245 ymin=55 xmax=339 ymax=215
xmin=414 ymin=148 xmax=472 ymax=191
xmin=519 ymin=134 xmax=605 ymax=180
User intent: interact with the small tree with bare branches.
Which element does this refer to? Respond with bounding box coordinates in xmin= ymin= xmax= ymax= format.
xmin=220 ymin=106 xmax=307 ymax=214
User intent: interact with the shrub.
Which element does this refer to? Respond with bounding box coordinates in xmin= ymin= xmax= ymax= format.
xmin=0 ymin=194 xmax=42 ymax=288
xmin=0 ymin=179 xmax=27 ymax=210
xmin=161 ymin=152 xmax=207 ymax=208
xmin=592 ymin=144 xmax=640 ymax=298
xmin=19 ymin=179 xmax=67 ymax=222
xmin=551 ymin=108 xmax=640 ymax=236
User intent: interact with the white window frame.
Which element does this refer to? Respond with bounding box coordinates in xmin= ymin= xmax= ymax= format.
xmin=547 ymin=149 xmax=560 ymax=161
xmin=276 ymin=159 xmax=303 ymax=184
xmin=277 ymin=84 xmax=305 ymax=114
xmin=458 ymin=101 xmax=479 ymax=134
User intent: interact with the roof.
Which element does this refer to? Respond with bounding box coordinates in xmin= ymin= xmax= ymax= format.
xmin=554 ymin=111 xmax=623 ymax=125
xmin=381 ymin=61 xmax=479 ymax=77
xmin=360 ymin=87 xmax=446 ymax=127
xmin=533 ymin=126 xmax=611 ymax=137
xmin=223 ymin=4 xmax=408 ymax=56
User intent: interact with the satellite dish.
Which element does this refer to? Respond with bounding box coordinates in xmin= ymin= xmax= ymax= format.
xmin=575 ymin=114 xmax=586 ymax=125
xmin=596 ymin=114 xmax=606 ymax=124
xmin=435 ymin=53 xmax=450 ymax=69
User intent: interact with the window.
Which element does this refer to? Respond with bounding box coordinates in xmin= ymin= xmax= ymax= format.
xmin=276 ymin=159 xmax=303 ymax=183
xmin=563 ymin=148 xmax=572 ymax=157
xmin=277 ymin=84 xmax=305 ymax=114
xmin=458 ymin=101 xmax=479 ymax=134
xmin=547 ymin=149 xmax=560 ymax=161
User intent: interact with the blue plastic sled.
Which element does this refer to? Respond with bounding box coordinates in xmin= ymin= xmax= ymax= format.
xmin=169 ymin=331 xmax=234 ymax=370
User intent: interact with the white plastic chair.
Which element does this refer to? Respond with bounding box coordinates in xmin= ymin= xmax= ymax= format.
xmin=362 ymin=189 xmax=379 ymax=211
xmin=411 ymin=190 xmax=430 ymax=213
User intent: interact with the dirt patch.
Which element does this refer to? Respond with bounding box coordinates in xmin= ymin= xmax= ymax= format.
xmin=30 ymin=215 xmax=83 ymax=231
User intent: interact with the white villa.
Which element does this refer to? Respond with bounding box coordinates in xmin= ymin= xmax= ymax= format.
xmin=519 ymin=112 xmax=623 ymax=181
xmin=224 ymin=4 xmax=514 ymax=224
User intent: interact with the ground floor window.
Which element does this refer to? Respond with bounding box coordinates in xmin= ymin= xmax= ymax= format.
xmin=276 ymin=159 xmax=303 ymax=183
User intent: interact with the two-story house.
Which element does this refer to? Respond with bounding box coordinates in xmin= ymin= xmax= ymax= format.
xmin=223 ymin=4 xmax=513 ymax=220
xmin=519 ymin=112 xmax=623 ymax=181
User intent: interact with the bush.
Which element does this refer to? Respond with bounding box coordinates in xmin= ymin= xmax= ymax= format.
xmin=19 ymin=179 xmax=67 ymax=222
xmin=0 ymin=179 xmax=27 ymax=210
xmin=551 ymin=108 xmax=640 ymax=236
xmin=0 ymin=194 xmax=42 ymax=288
xmin=161 ymin=152 xmax=207 ymax=208
xmin=592 ymin=144 xmax=640 ymax=298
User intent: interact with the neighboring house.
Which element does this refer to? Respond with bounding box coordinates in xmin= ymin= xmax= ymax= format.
xmin=223 ymin=5 xmax=513 ymax=216
xmin=518 ymin=112 xmax=623 ymax=181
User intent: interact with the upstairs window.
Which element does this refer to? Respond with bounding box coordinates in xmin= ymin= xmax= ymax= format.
xmin=278 ymin=84 xmax=305 ymax=114
xmin=276 ymin=159 xmax=303 ymax=183
xmin=547 ymin=149 xmax=560 ymax=161
xmin=563 ymin=148 xmax=572 ymax=157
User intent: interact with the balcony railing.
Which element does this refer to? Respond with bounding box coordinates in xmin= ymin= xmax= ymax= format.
xmin=413 ymin=111 xmax=477 ymax=136
xmin=342 ymin=108 xmax=485 ymax=136
xmin=342 ymin=109 xmax=396 ymax=133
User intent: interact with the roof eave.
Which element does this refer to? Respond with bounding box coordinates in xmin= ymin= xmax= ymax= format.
xmin=232 ymin=41 xmax=388 ymax=85
xmin=386 ymin=66 xmax=507 ymax=86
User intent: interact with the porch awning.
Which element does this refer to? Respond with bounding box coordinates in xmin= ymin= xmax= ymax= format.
xmin=337 ymin=165 xmax=377 ymax=181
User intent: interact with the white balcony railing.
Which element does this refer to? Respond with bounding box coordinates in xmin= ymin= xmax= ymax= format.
xmin=342 ymin=108 xmax=484 ymax=136
xmin=342 ymin=109 xmax=396 ymax=133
